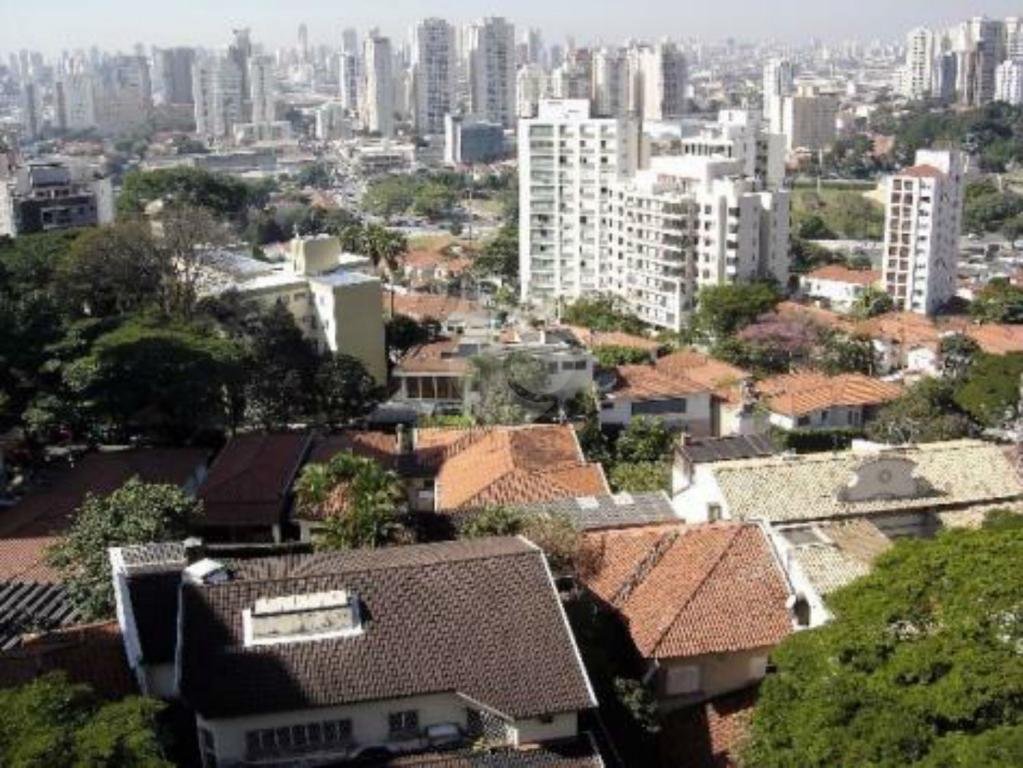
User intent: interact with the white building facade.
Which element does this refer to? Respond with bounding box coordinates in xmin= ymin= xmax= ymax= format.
xmin=464 ymin=17 xmax=517 ymax=128
xmin=411 ymin=18 xmax=457 ymax=136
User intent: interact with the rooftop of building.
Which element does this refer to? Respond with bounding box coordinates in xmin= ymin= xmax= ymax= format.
xmin=176 ymin=536 xmax=596 ymax=720
xmin=756 ymin=372 xmax=902 ymax=417
xmin=516 ymin=492 xmax=678 ymax=531
xmin=778 ymin=518 xmax=892 ymax=596
xmin=581 ymin=522 xmax=792 ymax=660
xmin=676 ymin=434 xmax=779 ymax=465
xmin=803 ymin=264 xmax=881 ymax=286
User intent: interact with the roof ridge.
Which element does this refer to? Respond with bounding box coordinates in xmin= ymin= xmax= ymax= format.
xmin=649 ymin=524 xmax=746 ymax=657
xmin=202 ymin=433 xmax=307 ymax=495
xmin=609 ymin=528 xmax=682 ymax=608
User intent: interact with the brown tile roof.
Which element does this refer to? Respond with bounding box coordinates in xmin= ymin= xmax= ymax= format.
xmin=661 ymin=685 xmax=758 ymax=768
xmin=0 ymin=621 xmax=136 ymax=699
xmin=434 ymin=426 xmax=609 ymax=511
xmin=804 ymin=265 xmax=880 ymax=286
xmin=964 ymin=323 xmax=1023 ymax=355
xmin=0 ymin=449 xmax=207 ymax=582
xmin=774 ymin=301 xmax=854 ymax=333
xmin=308 ymin=431 xmax=399 ymax=466
xmin=899 ymin=164 xmax=944 ymax=179
xmin=395 ymin=338 xmax=471 ymax=375
xmin=386 ymin=293 xmax=483 ymax=321
xmin=563 ymin=326 xmax=661 ymax=353
xmin=855 ymin=312 xmax=940 ymax=348
xmin=611 ymin=365 xmax=709 ymax=400
xmin=177 ymin=537 xmax=596 ymax=719
xmin=756 ymin=372 xmax=902 ymax=418
xmin=198 ymin=433 xmax=311 ymax=529
xmin=0 ymin=582 xmax=82 ymax=650
xmin=655 ymin=350 xmax=750 ymax=404
xmin=581 ymin=523 xmax=792 ymax=660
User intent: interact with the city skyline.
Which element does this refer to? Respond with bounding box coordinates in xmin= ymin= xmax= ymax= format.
xmin=4 ymin=0 xmax=1023 ymax=55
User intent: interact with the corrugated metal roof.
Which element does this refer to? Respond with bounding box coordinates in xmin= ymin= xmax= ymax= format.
xmin=0 ymin=581 xmax=83 ymax=650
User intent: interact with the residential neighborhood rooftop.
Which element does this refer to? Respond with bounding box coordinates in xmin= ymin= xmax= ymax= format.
xmin=518 ymin=492 xmax=678 ymax=531
xmin=756 ymin=372 xmax=902 ymax=417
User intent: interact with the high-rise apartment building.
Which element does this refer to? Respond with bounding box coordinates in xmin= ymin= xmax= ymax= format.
xmin=341 ymin=28 xmax=359 ymax=55
xmin=193 ymin=53 xmax=244 ymax=139
xmin=995 ymin=58 xmax=1023 ymax=105
xmin=780 ymin=87 xmax=838 ymax=152
xmin=637 ymin=42 xmax=687 ymax=121
xmin=591 ymin=48 xmax=629 ymax=118
xmin=762 ymin=58 xmax=795 ymax=134
xmin=361 ymin=31 xmax=395 ymax=137
xmin=411 ymin=18 xmax=456 ymax=135
xmin=902 ymin=27 xmax=936 ymax=100
xmin=55 ymin=74 xmax=97 ymax=132
xmin=516 ymin=64 xmax=549 ymax=118
xmin=465 ymin=17 xmax=516 ymax=127
xmin=518 ymin=99 xmax=639 ymax=303
xmin=339 ymin=51 xmax=361 ymax=111
xmin=93 ymin=55 xmax=152 ymax=134
xmin=157 ymin=47 xmax=196 ymax=105
xmin=249 ymin=55 xmax=276 ymax=125
xmin=20 ymin=82 xmax=42 ymax=139
xmin=607 ymin=156 xmax=790 ymax=330
xmin=881 ymin=149 xmax=964 ymax=316
xmin=678 ymin=110 xmax=785 ymax=190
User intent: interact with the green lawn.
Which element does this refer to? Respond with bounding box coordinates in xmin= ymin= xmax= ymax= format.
xmin=790 ymin=186 xmax=886 ymax=241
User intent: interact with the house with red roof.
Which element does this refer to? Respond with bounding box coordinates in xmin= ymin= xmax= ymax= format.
xmin=581 ymin=522 xmax=793 ymax=707
xmin=799 ymin=264 xmax=881 ymax=313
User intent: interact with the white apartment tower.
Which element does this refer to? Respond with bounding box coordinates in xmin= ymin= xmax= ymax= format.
xmin=679 ymin=109 xmax=786 ymax=190
xmin=607 ymin=157 xmax=790 ymax=331
xmin=412 ymin=18 xmax=457 ymax=135
xmin=465 ymin=17 xmax=516 ymax=128
xmin=249 ymin=55 xmax=276 ymax=125
xmin=516 ymin=64 xmax=549 ymax=118
xmin=762 ymin=58 xmax=795 ymax=134
xmin=638 ymin=42 xmax=687 ymax=121
xmin=361 ymin=31 xmax=395 ymax=138
xmin=193 ymin=53 xmax=244 ymax=139
xmin=995 ymin=58 xmax=1023 ymax=105
xmin=881 ymin=150 xmax=964 ymax=316
xmin=518 ymin=99 xmax=639 ymax=303
xmin=591 ymin=48 xmax=630 ymax=118
xmin=903 ymin=27 xmax=936 ymax=100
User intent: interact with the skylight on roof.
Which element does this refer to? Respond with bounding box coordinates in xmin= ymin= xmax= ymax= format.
xmin=244 ymin=590 xmax=362 ymax=646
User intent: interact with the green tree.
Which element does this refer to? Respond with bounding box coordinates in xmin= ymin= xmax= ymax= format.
xmin=693 ymin=282 xmax=780 ymax=339
xmin=817 ymin=333 xmax=877 ymax=375
xmin=865 ymin=378 xmax=974 ymax=444
xmin=971 ymin=279 xmax=1023 ymax=324
xmin=385 ymin=314 xmax=434 ymax=357
xmin=851 ymin=286 xmax=895 ymax=319
xmin=474 ymin=223 xmax=518 ymax=281
xmin=0 ymin=673 xmax=172 ymax=768
xmin=745 ymin=521 xmax=1023 ymax=768
xmin=294 ymin=162 xmax=333 ymax=189
xmin=609 ymin=461 xmax=671 ymax=493
xmin=939 ymin=333 xmax=981 ymax=383
xmin=616 ymin=416 xmax=675 ymax=463
xmin=460 ymin=507 xmax=589 ymax=575
xmin=315 ymin=353 xmax=382 ymax=428
xmin=561 ymin=294 xmax=647 ymax=335
xmin=461 ymin=505 xmax=525 ymax=538
xmin=48 ymin=479 xmax=201 ymax=619
xmin=469 ymin=352 xmax=552 ymax=425
xmin=953 ymin=352 xmax=1023 ymax=427
xmin=62 ymin=317 xmax=246 ymax=443
xmin=797 ymin=214 xmax=837 ymax=240
xmin=117 ymin=167 xmax=258 ymax=219
xmin=243 ymin=303 xmax=321 ymax=430
xmin=592 ymin=345 xmax=653 ymax=367
xmin=293 ymin=453 xmax=408 ymax=550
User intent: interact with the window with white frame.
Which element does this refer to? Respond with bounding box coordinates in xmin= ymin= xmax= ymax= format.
xmin=388 ymin=710 xmax=419 ymax=737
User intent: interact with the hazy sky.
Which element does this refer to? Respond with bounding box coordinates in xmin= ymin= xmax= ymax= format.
xmin=1 ymin=0 xmax=1020 ymax=56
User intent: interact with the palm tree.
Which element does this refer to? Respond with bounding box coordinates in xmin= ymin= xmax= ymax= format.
xmin=293 ymin=452 xmax=408 ymax=550
xmin=362 ymin=224 xmax=408 ymax=317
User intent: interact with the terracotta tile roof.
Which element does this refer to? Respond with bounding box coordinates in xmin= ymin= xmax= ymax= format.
xmin=563 ymin=326 xmax=661 ymax=353
xmin=0 ymin=449 xmax=207 ymax=583
xmin=899 ymin=164 xmax=944 ymax=179
xmin=803 ymin=265 xmax=880 ymax=286
xmin=395 ymin=338 xmax=472 ymax=375
xmin=177 ymin=537 xmax=596 ymax=720
xmin=611 ymin=365 xmax=709 ymax=400
xmin=756 ymin=372 xmax=902 ymax=417
xmin=655 ymin=350 xmax=750 ymax=403
xmin=385 ymin=292 xmax=484 ymax=321
xmin=308 ymin=431 xmax=399 ymax=466
xmin=582 ymin=523 xmax=792 ymax=660
xmin=434 ymin=426 xmax=609 ymax=511
xmin=404 ymin=249 xmax=472 ymax=273
xmin=964 ymin=323 xmax=1023 ymax=355
xmin=0 ymin=621 xmax=136 ymax=699
xmin=661 ymin=685 xmax=758 ymax=768
xmin=855 ymin=311 xmax=940 ymax=347
xmin=774 ymin=301 xmax=854 ymax=332
xmin=707 ymin=439 xmax=1023 ymax=524
xmin=198 ymin=433 xmax=312 ymax=529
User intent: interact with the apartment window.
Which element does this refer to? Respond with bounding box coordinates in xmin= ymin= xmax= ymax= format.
xmin=707 ymin=503 xmax=722 ymax=522
xmin=389 ymin=710 xmax=419 ymax=737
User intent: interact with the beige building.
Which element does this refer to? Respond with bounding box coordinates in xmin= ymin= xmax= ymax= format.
xmin=780 ymin=86 xmax=838 ymax=152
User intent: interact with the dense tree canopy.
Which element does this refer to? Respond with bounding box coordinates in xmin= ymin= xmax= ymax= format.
xmin=953 ymin=352 xmax=1023 ymax=428
xmin=971 ymin=279 xmax=1023 ymax=324
xmin=561 ymin=295 xmax=647 ymax=336
xmin=0 ymin=673 xmax=172 ymax=768
xmin=865 ymin=378 xmax=974 ymax=444
xmin=117 ymin=167 xmax=266 ymax=219
xmin=49 ymin=478 xmax=201 ymax=619
xmin=746 ymin=519 xmax=1023 ymax=767
xmin=693 ymin=282 xmax=781 ymax=340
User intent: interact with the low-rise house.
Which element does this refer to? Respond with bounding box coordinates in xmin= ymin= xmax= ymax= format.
xmin=672 ymin=434 xmax=779 ymax=494
xmin=599 ymin=365 xmax=714 ymax=431
xmin=655 ymin=351 xmax=755 ymax=436
xmin=392 ymin=329 xmax=594 ymax=418
xmin=768 ymin=518 xmax=892 ymax=627
xmin=581 ymin=522 xmax=793 ymax=707
xmin=112 ymin=537 xmax=599 ymax=767
xmin=517 ymin=492 xmax=678 ymax=532
xmin=401 ymin=248 xmax=472 ymax=288
xmin=799 ymin=265 xmax=881 ymax=312
xmin=755 ymin=372 xmax=902 ymax=431
xmin=197 ymin=433 xmax=312 ymax=543
xmin=673 ymin=439 xmax=1023 ymax=538
xmin=430 ymin=425 xmax=609 ymax=515
xmin=562 ymin=326 xmax=662 ymax=358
